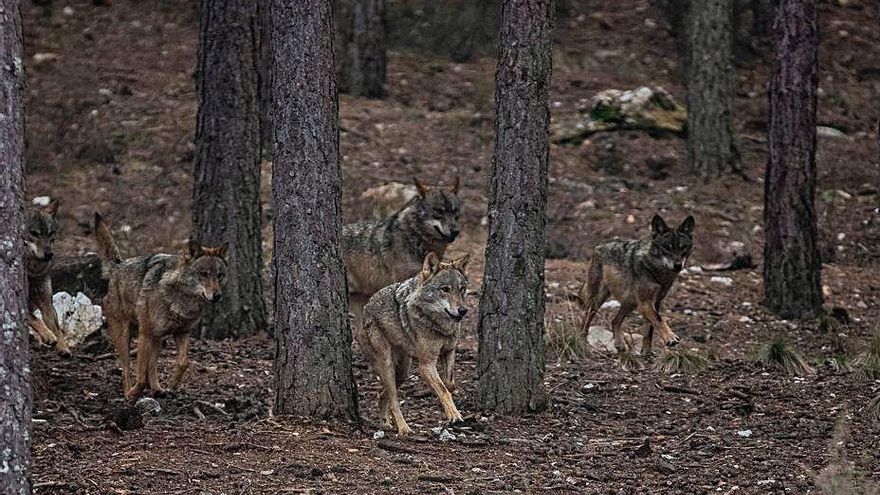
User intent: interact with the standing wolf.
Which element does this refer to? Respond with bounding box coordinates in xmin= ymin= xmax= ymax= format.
xmin=25 ymin=198 xmax=70 ymax=354
xmin=579 ymin=214 xmax=695 ymax=355
xmin=342 ymin=177 xmax=462 ymax=331
xmin=357 ymin=252 xmax=469 ymax=436
xmin=94 ymin=213 xmax=227 ymax=401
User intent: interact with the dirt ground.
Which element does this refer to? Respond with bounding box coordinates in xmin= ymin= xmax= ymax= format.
xmin=23 ymin=0 xmax=880 ymax=493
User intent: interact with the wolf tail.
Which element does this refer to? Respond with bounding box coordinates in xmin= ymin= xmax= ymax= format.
xmin=94 ymin=212 xmax=123 ymax=264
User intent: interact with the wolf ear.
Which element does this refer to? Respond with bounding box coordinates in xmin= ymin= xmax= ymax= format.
xmin=448 ymin=176 xmax=460 ymax=194
xmin=217 ymin=242 xmax=229 ymax=259
xmin=44 ymin=198 xmax=60 ymax=216
xmin=451 ymin=253 xmax=469 ymax=275
xmin=651 ymin=214 xmax=670 ymax=237
xmin=421 ymin=252 xmax=441 ymax=280
xmin=678 ymin=215 xmax=695 ymax=236
xmin=187 ymin=239 xmax=202 ymax=260
xmin=413 ymin=177 xmax=429 ymax=198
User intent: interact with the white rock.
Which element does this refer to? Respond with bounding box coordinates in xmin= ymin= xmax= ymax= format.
xmin=737 ymin=429 xmax=753 ymax=438
xmin=32 ymin=196 xmax=52 ymax=206
xmin=439 ymin=429 xmax=456 ymax=442
xmin=687 ymin=266 xmax=703 ymax=274
xmin=135 ymin=397 xmax=161 ymax=415
xmin=51 ymin=291 xmax=103 ymax=347
xmin=600 ymin=299 xmax=621 ymax=310
xmin=62 ymin=6 xmax=74 ymax=16
xmin=739 ymin=316 xmax=753 ymax=323
xmin=587 ymin=325 xmax=642 ymax=354
xmin=32 ymin=53 xmax=58 ymax=65
xmin=372 ymin=430 xmax=385 ymax=440
xmin=710 ymin=276 xmax=733 ymax=287
xmin=817 ymin=126 xmax=848 ymax=139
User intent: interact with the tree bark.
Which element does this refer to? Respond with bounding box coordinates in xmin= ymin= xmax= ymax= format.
xmin=687 ymin=0 xmax=741 ymax=179
xmin=335 ymin=0 xmax=386 ymax=98
xmin=271 ymin=0 xmax=358 ymax=420
xmin=762 ymin=0 xmax=822 ymax=319
xmin=477 ymin=0 xmax=551 ymax=416
xmin=0 ymin=0 xmax=33 ymax=492
xmin=258 ymin=0 xmax=273 ymax=153
xmin=192 ymin=0 xmax=267 ymax=339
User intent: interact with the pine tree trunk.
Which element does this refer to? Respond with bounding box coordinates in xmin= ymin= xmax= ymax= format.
xmin=336 ymin=0 xmax=386 ymax=98
xmin=0 ymin=0 xmax=33 ymax=491
xmin=192 ymin=0 xmax=266 ymax=339
xmin=477 ymin=0 xmax=551 ymax=416
xmin=258 ymin=0 xmax=273 ymax=153
xmin=762 ymin=0 xmax=822 ymax=319
xmin=271 ymin=0 xmax=358 ymax=419
xmin=687 ymin=0 xmax=741 ymax=179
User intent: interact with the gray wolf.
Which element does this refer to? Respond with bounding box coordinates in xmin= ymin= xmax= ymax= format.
xmin=25 ymin=199 xmax=70 ymax=354
xmin=94 ymin=213 xmax=227 ymax=401
xmin=578 ymin=214 xmax=695 ymax=355
xmin=342 ymin=177 xmax=462 ymax=332
xmin=357 ymin=252 xmax=469 ymax=436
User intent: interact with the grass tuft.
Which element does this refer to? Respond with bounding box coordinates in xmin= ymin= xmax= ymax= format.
xmin=854 ymin=331 xmax=880 ymax=381
xmin=655 ymin=348 xmax=708 ymax=374
xmin=867 ymin=395 xmax=880 ymax=423
xmin=544 ymin=300 xmax=591 ymax=363
xmin=752 ymin=337 xmax=815 ymax=376
xmin=617 ymin=351 xmax=644 ymax=372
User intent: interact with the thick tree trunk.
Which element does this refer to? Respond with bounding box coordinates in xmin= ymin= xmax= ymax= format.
xmin=271 ymin=0 xmax=358 ymax=419
xmin=687 ymin=0 xmax=741 ymax=179
xmin=258 ymin=0 xmax=273 ymax=153
xmin=0 ymin=0 xmax=33 ymax=492
xmin=335 ymin=0 xmax=386 ymax=98
xmin=477 ymin=0 xmax=551 ymax=415
xmin=762 ymin=0 xmax=822 ymax=319
xmin=192 ymin=0 xmax=266 ymax=339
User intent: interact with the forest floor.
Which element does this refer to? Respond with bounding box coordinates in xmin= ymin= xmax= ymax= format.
xmin=23 ymin=0 xmax=880 ymax=493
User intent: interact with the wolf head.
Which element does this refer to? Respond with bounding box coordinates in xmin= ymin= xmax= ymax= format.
xmin=411 ymin=177 xmax=462 ymax=243
xmin=649 ymin=214 xmax=695 ymax=273
xmin=417 ymin=252 xmax=470 ymax=323
xmin=183 ymin=240 xmax=228 ymax=303
xmin=25 ymin=199 xmax=60 ymax=262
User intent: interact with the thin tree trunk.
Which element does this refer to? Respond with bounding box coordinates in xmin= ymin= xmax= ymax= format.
xmin=271 ymin=0 xmax=358 ymax=419
xmin=687 ymin=0 xmax=740 ymax=179
xmin=477 ymin=0 xmax=551 ymax=415
xmin=0 ymin=0 xmax=33 ymax=491
xmin=336 ymin=0 xmax=386 ymax=98
xmin=192 ymin=0 xmax=266 ymax=339
xmin=763 ymin=0 xmax=822 ymax=318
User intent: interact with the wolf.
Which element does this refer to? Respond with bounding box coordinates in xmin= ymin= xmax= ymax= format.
xmin=357 ymin=252 xmax=469 ymax=436
xmin=94 ymin=213 xmax=227 ymax=401
xmin=342 ymin=177 xmax=462 ymax=332
xmin=25 ymin=199 xmax=71 ymax=354
xmin=578 ymin=214 xmax=695 ymax=355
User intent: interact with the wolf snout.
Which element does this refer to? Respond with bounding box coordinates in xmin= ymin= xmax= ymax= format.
xmin=457 ymin=306 xmax=468 ymax=317
xmin=210 ymin=293 xmax=222 ymax=303
xmin=43 ymin=251 xmax=54 ymax=261
xmin=673 ymin=262 xmax=683 ymax=272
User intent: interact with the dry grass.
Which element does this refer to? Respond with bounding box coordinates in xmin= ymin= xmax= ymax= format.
xmin=854 ymin=330 xmax=880 ymax=381
xmin=752 ymin=337 xmax=815 ymax=376
xmin=655 ymin=348 xmax=708 ymax=374
xmin=544 ymin=300 xmax=591 ymax=363
xmin=866 ymin=395 xmax=880 ymax=423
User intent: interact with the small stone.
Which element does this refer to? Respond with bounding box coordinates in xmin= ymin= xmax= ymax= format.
xmin=373 ymin=430 xmax=385 ymax=440
xmin=600 ymin=299 xmax=621 ymax=310
xmin=32 ymin=53 xmax=58 ymax=65
xmin=135 ymin=397 xmax=161 ymax=415
xmin=626 ymin=214 xmax=636 ymax=224
xmin=710 ymin=276 xmax=733 ymax=287
xmin=817 ymin=126 xmax=848 ymax=139
xmin=737 ymin=429 xmax=753 ymax=438
xmin=62 ymin=6 xmax=74 ymax=16
xmin=439 ymin=429 xmax=456 ymax=442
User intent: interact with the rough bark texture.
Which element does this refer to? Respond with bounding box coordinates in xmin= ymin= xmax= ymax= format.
xmin=258 ymin=0 xmax=272 ymax=153
xmin=335 ymin=0 xmax=386 ymax=98
xmin=0 ymin=0 xmax=32 ymax=492
xmin=762 ymin=0 xmax=822 ymax=319
xmin=192 ymin=0 xmax=266 ymax=339
xmin=271 ymin=0 xmax=358 ymax=420
xmin=687 ymin=0 xmax=741 ymax=179
xmin=477 ymin=0 xmax=551 ymax=416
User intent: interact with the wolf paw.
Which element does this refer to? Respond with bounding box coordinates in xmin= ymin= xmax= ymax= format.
xmin=663 ymin=331 xmax=681 ymax=347
xmin=397 ymin=423 xmax=414 ymax=436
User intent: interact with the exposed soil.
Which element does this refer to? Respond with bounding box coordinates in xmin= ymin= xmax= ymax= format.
xmin=24 ymin=0 xmax=880 ymax=493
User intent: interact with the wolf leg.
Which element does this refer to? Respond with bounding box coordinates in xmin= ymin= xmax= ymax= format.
xmin=418 ymin=360 xmax=463 ymax=424
xmin=642 ymin=324 xmax=654 ymax=357
xmin=373 ymin=347 xmax=411 ymax=435
xmin=610 ymin=301 xmax=636 ymax=353
xmin=637 ymin=301 xmax=679 ymax=347
xmin=438 ymin=350 xmax=455 ymax=392
xmin=108 ymin=316 xmax=132 ymax=394
xmin=39 ymin=285 xmax=70 ymax=355
xmin=169 ymin=333 xmax=190 ymax=390
xmin=578 ymin=259 xmax=609 ymax=333
xmin=146 ymin=335 xmax=166 ymax=395
xmin=28 ymin=312 xmax=56 ymax=346
xmin=127 ymin=334 xmax=152 ymax=402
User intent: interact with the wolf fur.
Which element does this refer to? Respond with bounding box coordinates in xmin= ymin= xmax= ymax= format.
xmin=578 ymin=214 xmax=695 ymax=355
xmin=342 ymin=177 xmax=462 ymax=332
xmin=357 ymin=252 xmax=469 ymax=436
xmin=94 ymin=213 xmax=227 ymax=401
xmin=25 ymin=199 xmax=70 ymax=353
